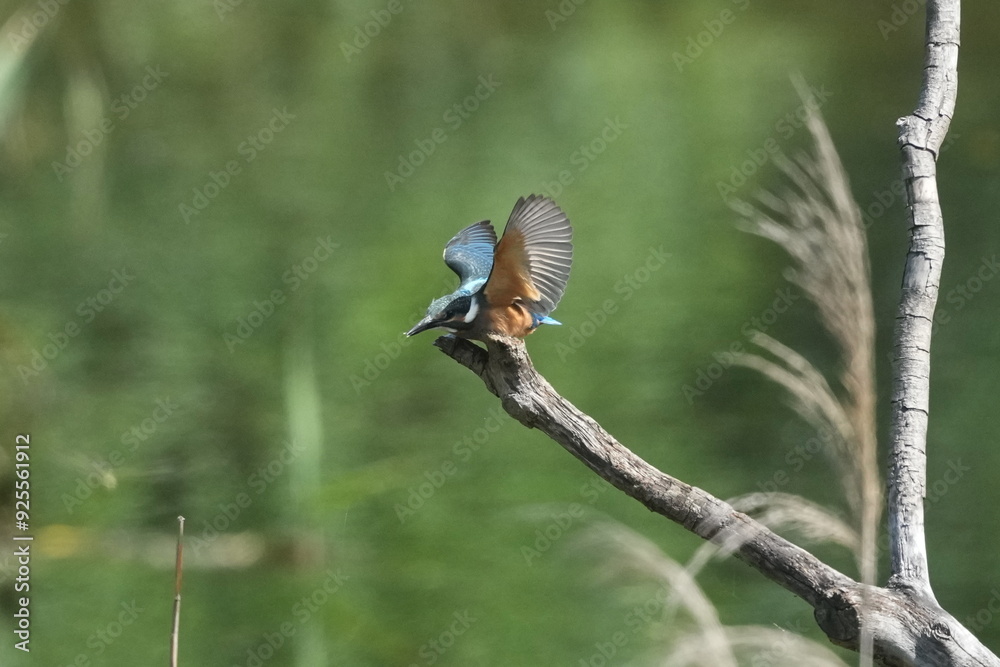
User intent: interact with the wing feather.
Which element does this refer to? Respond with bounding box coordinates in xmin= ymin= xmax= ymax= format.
xmin=483 ymin=195 xmax=573 ymax=315
xmin=443 ymin=220 xmax=497 ymax=289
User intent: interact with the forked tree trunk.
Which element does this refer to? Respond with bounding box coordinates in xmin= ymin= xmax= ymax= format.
xmin=431 ymin=1 xmax=998 ymax=664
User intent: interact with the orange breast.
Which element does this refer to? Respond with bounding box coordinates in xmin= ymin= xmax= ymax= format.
xmin=489 ymin=302 xmax=536 ymax=338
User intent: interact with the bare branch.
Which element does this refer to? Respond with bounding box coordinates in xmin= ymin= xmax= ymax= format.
xmin=435 ymin=334 xmax=852 ymax=605
xmin=434 ymin=334 xmax=998 ymax=666
xmin=887 ymin=0 xmax=960 ymax=598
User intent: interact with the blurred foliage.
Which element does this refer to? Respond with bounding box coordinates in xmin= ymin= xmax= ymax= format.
xmin=0 ymin=0 xmax=999 ymax=665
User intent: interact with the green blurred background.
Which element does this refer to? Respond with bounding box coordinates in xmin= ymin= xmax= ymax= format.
xmin=1 ymin=0 xmax=998 ymax=664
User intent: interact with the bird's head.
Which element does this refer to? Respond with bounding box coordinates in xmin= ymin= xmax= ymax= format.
xmin=406 ymin=292 xmax=479 ymax=337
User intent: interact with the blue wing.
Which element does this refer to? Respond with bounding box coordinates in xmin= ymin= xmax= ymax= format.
xmin=443 ymin=220 xmax=497 ymax=290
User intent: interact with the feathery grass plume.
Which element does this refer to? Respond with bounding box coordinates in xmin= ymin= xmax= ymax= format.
xmin=666 ymin=626 xmax=851 ymax=667
xmin=733 ymin=332 xmax=859 ymax=507
xmin=576 ymin=522 xmax=851 ymax=667
xmin=717 ymin=626 xmax=851 ymax=667
xmin=728 ymin=76 xmax=880 ymax=593
xmin=729 ymin=76 xmax=880 ymax=667
xmin=574 ymin=522 xmax=737 ymax=667
xmin=728 ymin=492 xmax=859 ymax=551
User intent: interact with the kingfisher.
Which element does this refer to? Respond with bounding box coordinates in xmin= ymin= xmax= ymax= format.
xmin=406 ymin=195 xmax=573 ymax=340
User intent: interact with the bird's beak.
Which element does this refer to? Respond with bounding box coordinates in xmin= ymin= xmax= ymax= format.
xmin=405 ymin=316 xmax=437 ymax=337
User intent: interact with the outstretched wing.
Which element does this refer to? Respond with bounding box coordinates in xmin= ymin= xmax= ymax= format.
xmin=443 ymin=220 xmax=497 ymax=289
xmin=483 ymin=195 xmax=572 ymax=316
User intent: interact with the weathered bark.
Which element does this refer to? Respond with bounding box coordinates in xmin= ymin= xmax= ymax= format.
xmin=435 ymin=334 xmax=998 ymax=667
xmin=886 ymin=0 xmax=960 ymax=598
